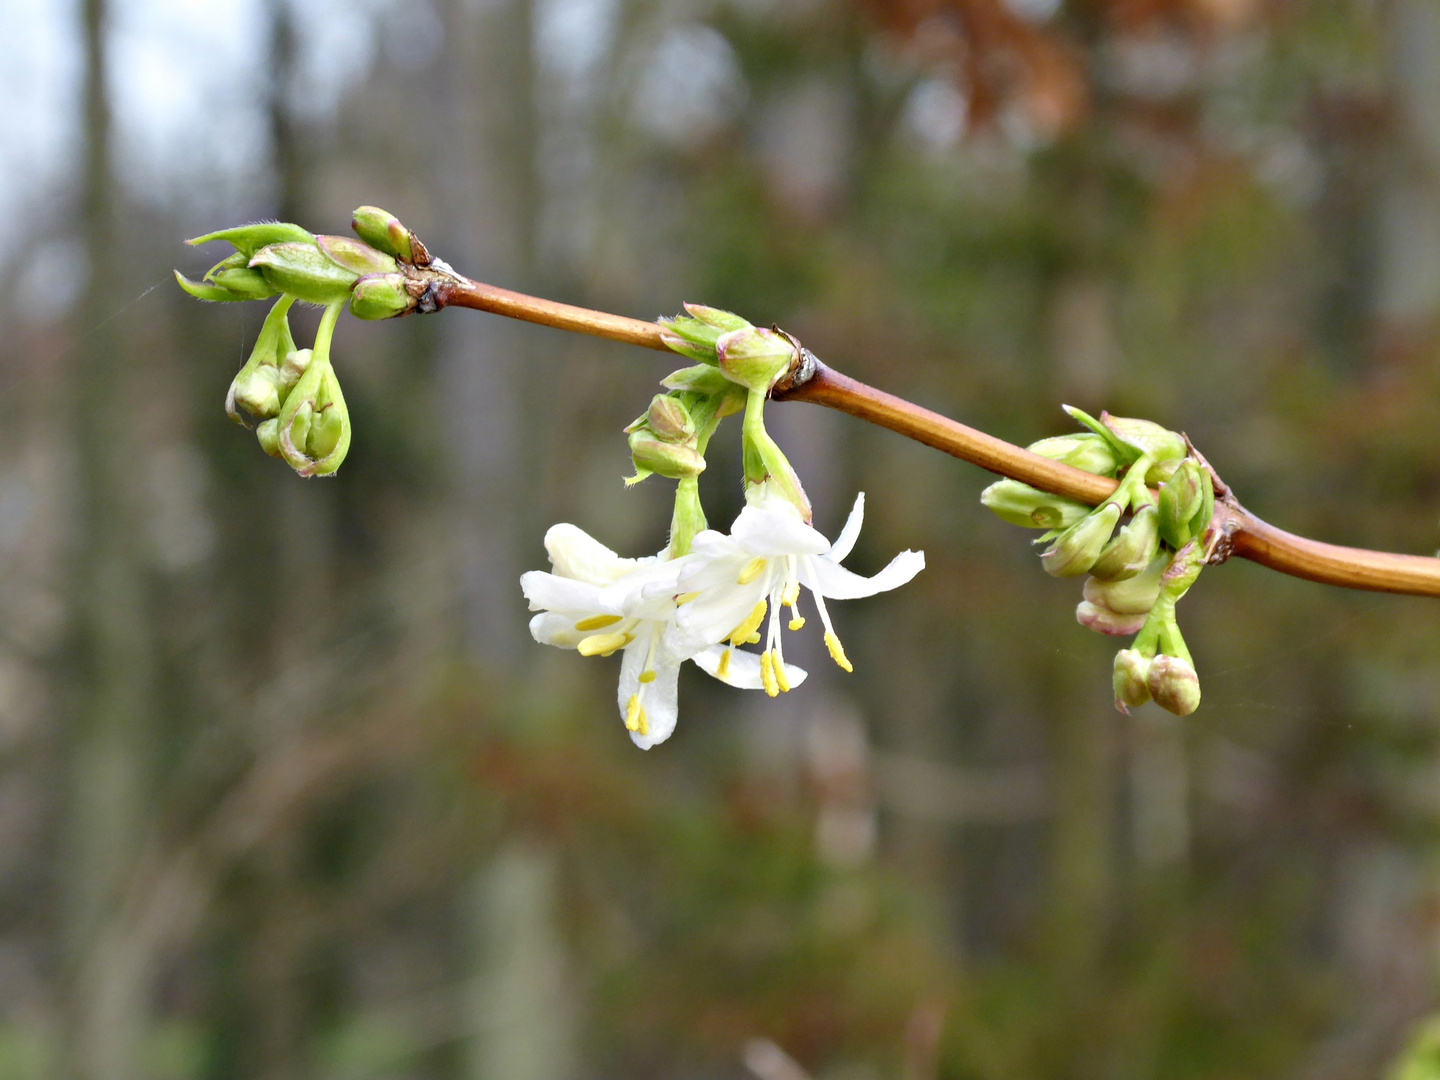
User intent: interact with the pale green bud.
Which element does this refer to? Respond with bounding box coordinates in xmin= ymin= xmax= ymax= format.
xmin=715 ymin=327 xmax=798 ymax=393
xmin=1083 ymin=555 xmax=1166 ymax=615
xmin=1041 ymin=502 xmax=1121 ymax=578
xmin=256 ymin=418 xmax=282 ymax=458
xmin=279 ymin=348 xmax=312 ymax=394
xmin=1101 ymin=413 xmax=1188 ymax=462
xmin=629 ymin=429 xmax=705 ymax=479
xmin=682 ymin=303 xmax=751 ymax=333
xmin=645 ymin=395 xmax=695 ymax=442
xmin=186 ymin=221 xmax=315 ymax=259
xmin=350 ymin=206 xmax=415 ymax=263
xmin=1147 ymin=654 xmax=1201 ymax=716
xmin=1158 ymin=459 xmax=1204 ymax=548
xmin=1026 ymin=433 xmax=1120 ymax=476
xmin=232 ymin=364 xmax=283 ymax=419
xmin=316 ymin=234 xmax=398 ymax=277
xmin=348 ymin=273 xmax=414 ymax=320
xmin=1089 ymin=504 xmax=1160 ymax=581
xmin=661 ymin=364 xmax=733 ymax=395
xmin=249 ymin=242 xmax=359 ymax=305
xmin=1076 ymin=601 xmax=1147 ymax=637
xmin=1113 ymin=649 xmax=1153 ymax=713
xmin=306 ymin=402 xmax=345 ymax=460
xmin=981 ymin=479 xmax=1092 ymax=531
xmin=276 ymin=360 xmax=351 ymax=477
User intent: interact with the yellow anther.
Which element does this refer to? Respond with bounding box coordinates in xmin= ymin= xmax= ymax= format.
xmin=638 ymin=670 xmax=657 ymax=684
xmin=760 ymin=652 xmax=779 ymax=697
xmin=824 ymin=631 xmax=854 ymax=673
xmin=675 ymin=591 xmax=701 ymax=605
xmin=728 ymin=600 xmax=768 ymax=647
xmin=573 ymin=613 xmax=622 ymax=632
xmin=788 ymin=616 xmax=806 ymax=632
xmin=637 ymin=707 xmax=649 ymax=736
xmin=782 ymin=581 xmax=800 ymax=607
xmin=625 ymin=694 xmax=643 ymax=731
xmin=773 ymin=652 xmax=791 ymax=693
xmin=579 ymin=631 xmax=632 ymax=657
xmin=716 ymin=649 xmax=732 ymax=679
xmin=737 ymin=557 xmax=767 ymax=585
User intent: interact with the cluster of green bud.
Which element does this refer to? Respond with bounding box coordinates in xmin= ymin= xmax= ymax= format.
xmin=625 ymin=395 xmax=706 ymax=483
xmin=982 ymin=406 xmax=1218 ymax=716
xmin=179 ymin=207 xmax=450 ymax=477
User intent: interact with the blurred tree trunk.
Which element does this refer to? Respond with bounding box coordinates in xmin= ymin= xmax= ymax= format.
xmin=61 ymin=0 xmax=158 ymax=1075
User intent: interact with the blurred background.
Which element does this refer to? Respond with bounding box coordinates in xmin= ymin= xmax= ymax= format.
xmin=3 ymin=0 xmax=1440 ymax=1076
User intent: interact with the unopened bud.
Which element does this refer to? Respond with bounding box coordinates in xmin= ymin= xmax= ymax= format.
xmin=1027 ymin=433 xmax=1120 ymax=476
xmin=1083 ymin=555 xmax=1166 ymax=615
xmin=233 ymin=364 xmax=283 ymax=419
xmin=350 ymin=206 xmax=415 ymax=263
xmin=1113 ymin=649 xmax=1153 ymax=713
xmin=1101 ymin=413 xmax=1187 ymax=462
xmin=1089 ymin=504 xmax=1160 ymax=581
xmin=187 ymin=221 xmax=315 ymax=259
xmin=279 ymin=348 xmax=312 ymax=394
xmin=645 ymin=395 xmax=695 ymax=442
xmin=1041 ymin=502 xmax=1121 ymax=578
xmin=1147 ymin=654 xmax=1201 ymax=716
xmin=209 ymin=267 xmax=279 ymax=300
xmin=682 ymin=303 xmax=751 ymax=333
xmin=629 ymin=429 xmax=705 ymax=479
xmin=980 ymin=479 xmax=1092 ymax=531
xmin=1158 ymin=459 xmax=1204 ymax=548
xmin=316 ymin=234 xmax=398 ymax=277
xmin=307 ymin=402 xmax=345 ymax=460
xmin=1076 ymin=601 xmax=1147 ymax=637
xmin=249 ymin=242 xmax=359 ymax=305
xmin=348 ymin=273 xmax=414 ymax=320
xmin=256 ymin=418 xmax=282 ymax=458
xmin=661 ymin=364 xmax=732 ymax=395
xmin=276 ymin=361 xmax=351 ymax=477
xmin=715 ymin=326 xmax=798 ymax=393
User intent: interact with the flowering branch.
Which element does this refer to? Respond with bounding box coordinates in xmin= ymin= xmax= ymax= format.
xmin=437 ymin=275 xmax=1440 ymax=601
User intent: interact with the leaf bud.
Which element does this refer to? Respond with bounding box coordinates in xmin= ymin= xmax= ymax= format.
xmin=1041 ymin=502 xmax=1121 ymax=578
xmin=980 ymin=479 xmax=1092 ymax=531
xmin=645 ymin=395 xmax=696 ymax=442
xmin=1147 ymin=654 xmax=1201 ymax=716
xmin=1026 ymin=433 xmax=1120 ymax=476
xmin=316 ymin=234 xmax=398 ymax=277
xmin=1101 ymin=413 xmax=1188 ymax=462
xmin=1113 ymin=649 xmax=1154 ymax=713
xmin=682 ymin=303 xmax=752 ymax=333
xmin=186 ymin=221 xmax=315 ymax=259
xmin=629 ymin=429 xmax=705 ymax=480
xmin=249 ymin=241 xmax=359 ymax=305
xmin=1088 ymin=504 xmax=1160 ymax=581
xmin=1158 ymin=459 xmax=1204 ymax=548
xmin=209 ymin=267 xmax=279 ymax=301
xmin=661 ymin=364 xmax=733 ymax=395
xmin=1083 ymin=555 xmax=1166 ymax=615
xmin=348 ymin=273 xmax=414 ymax=320
xmin=256 ymin=418 xmax=282 ymax=458
xmin=716 ymin=327 xmax=798 ymax=393
xmin=350 ymin=206 xmax=415 ymax=263
xmin=1076 ymin=601 xmax=1147 ymax=637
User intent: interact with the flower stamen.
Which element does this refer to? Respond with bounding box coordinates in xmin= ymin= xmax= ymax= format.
xmin=578 ymin=631 xmax=632 ymax=657
xmin=573 ymin=613 xmax=623 ymax=631
xmin=728 ymin=600 xmax=768 ymax=646
xmin=737 ymin=557 xmax=768 ymax=585
xmin=760 ymin=652 xmax=779 ymax=697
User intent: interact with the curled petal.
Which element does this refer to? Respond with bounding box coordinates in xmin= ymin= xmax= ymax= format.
xmin=730 ymin=501 xmax=829 ymax=557
xmin=543 ymin=524 xmax=640 ymax=583
xmin=693 ymin=646 xmax=807 ymax=691
xmin=828 ymin=492 xmax=865 ymax=563
xmin=520 ymin=570 xmax=608 ymax=614
xmin=798 ymin=549 xmax=925 ymax=601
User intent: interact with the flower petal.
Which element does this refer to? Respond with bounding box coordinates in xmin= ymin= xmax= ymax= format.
xmin=529 ymin=611 xmax=588 ymax=648
xmin=671 ymin=576 xmax=770 ymax=651
xmin=730 ymin=502 xmax=830 ymax=557
xmin=827 ymin=492 xmax=865 ymax=563
xmin=617 ymin=633 xmax=681 ymax=750
xmin=520 ymin=570 xmax=607 ymax=613
xmin=544 ymin=523 xmax=639 ymax=583
xmin=798 ymin=549 xmax=925 ymax=600
xmin=692 ymin=646 xmax=807 ymax=690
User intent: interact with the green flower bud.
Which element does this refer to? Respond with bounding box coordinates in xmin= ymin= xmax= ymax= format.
xmin=1076 ymin=601 xmax=1147 ymax=637
xmin=661 ymin=364 xmax=733 ymax=395
xmin=1026 ymin=433 xmax=1120 ymax=476
xmin=645 ymin=395 xmax=695 ymax=442
xmin=348 ymin=273 xmax=414 ymax=320
xmin=350 ymin=206 xmax=415 ymax=263
xmin=629 ymin=429 xmax=706 ymax=480
xmin=209 ymin=267 xmax=279 ymax=300
xmin=186 ymin=221 xmax=315 ymax=259
xmin=1158 ymin=459 xmax=1204 ymax=548
xmin=277 ymin=358 xmax=351 ymax=477
xmin=316 ymin=234 xmax=398 ymax=277
xmin=279 ymin=348 xmax=312 ymax=395
xmin=1089 ymin=504 xmax=1161 ymax=581
xmin=1113 ymin=649 xmax=1154 ymax=713
xmin=1041 ymin=502 xmax=1121 ymax=578
xmin=249 ymin=242 xmax=359 ymax=305
xmin=1101 ymin=413 xmax=1188 ymax=462
xmin=306 ymin=401 xmax=345 ymax=460
xmin=232 ymin=364 xmax=283 ymax=419
xmin=1147 ymin=654 xmax=1201 ymax=716
xmin=1083 ymin=555 xmax=1166 ymax=615
xmin=980 ymin=479 xmax=1093 ymax=530
xmin=256 ymin=418 xmax=282 ymax=458
xmin=715 ymin=327 xmax=798 ymax=393
xmin=682 ymin=303 xmax=751 ymax=333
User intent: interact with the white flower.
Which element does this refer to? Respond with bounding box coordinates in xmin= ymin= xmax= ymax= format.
xmin=521 ymin=524 xmax=806 ymax=749
xmin=665 ymin=487 xmax=924 ymax=695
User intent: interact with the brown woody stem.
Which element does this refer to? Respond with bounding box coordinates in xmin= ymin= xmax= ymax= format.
xmin=441 ymin=275 xmax=1440 ymax=599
